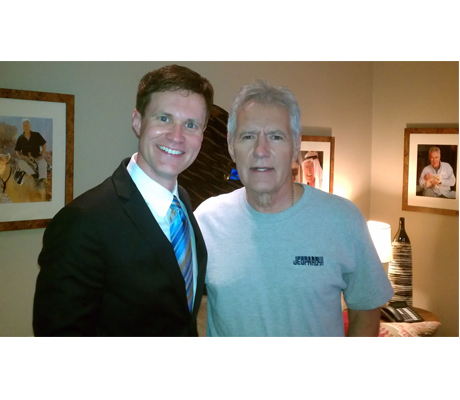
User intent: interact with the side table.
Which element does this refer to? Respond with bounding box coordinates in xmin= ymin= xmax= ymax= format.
xmin=410 ymin=307 xmax=439 ymax=322
xmin=379 ymin=307 xmax=440 ymax=337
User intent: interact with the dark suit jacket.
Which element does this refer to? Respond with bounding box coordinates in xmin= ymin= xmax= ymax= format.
xmin=33 ymin=158 xmax=207 ymax=336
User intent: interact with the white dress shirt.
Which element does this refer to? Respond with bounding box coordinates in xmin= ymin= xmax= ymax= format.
xmin=126 ymin=153 xmax=198 ymax=306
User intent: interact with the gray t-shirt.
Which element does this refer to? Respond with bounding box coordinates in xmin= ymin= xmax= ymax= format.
xmin=195 ymin=185 xmax=393 ymax=336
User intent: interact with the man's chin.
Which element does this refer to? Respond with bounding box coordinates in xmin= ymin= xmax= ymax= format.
xmin=243 ymin=182 xmax=279 ymax=195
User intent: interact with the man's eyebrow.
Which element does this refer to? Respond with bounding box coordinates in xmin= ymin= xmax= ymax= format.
xmin=185 ymin=117 xmax=202 ymax=123
xmin=237 ymin=130 xmax=258 ymax=137
xmin=151 ymin=111 xmax=173 ymax=118
xmin=264 ymin=129 xmax=288 ymax=138
xmin=153 ymin=112 xmax=202 ymax=124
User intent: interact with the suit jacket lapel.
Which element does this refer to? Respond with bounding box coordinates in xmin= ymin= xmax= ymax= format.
xmin=111 ymin=159 xmax=188 ymax=304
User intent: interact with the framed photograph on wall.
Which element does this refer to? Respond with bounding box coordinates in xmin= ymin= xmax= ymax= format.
xmin=0 ymin=88 xmax=74 ymax=231
xmin=293 ymin=135 xmax=335 ymax=193
xmin=403 ymin=128 xmax=459 ymax=216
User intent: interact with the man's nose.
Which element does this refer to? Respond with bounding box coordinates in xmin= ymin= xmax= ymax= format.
xmin=253 ymin=135 xmax=270 ymax=158
xmin=167 ymin=123 xmax=185 ymax=142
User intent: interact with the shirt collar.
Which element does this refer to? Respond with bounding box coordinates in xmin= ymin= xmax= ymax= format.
xmin=127 ymin=153 xmax=178 ymax=218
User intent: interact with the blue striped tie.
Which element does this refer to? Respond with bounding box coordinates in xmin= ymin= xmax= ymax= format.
xmin=170 ymin=196 xmax=194 ymax=312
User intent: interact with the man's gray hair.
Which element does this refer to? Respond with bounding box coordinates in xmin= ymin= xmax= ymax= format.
xmin=22 ymin=118 xmax=30 ymax=124
xmin=429 ymin=146 xmax=441 ymax=156
xmin=227 ymin=80 xmax=301 ymax=147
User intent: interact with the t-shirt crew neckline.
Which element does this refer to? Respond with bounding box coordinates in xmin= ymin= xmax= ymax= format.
xmin=239 ymin=184 xmax=314 ymax=223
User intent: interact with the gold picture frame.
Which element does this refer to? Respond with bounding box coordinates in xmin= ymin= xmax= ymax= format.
xmin=0 ymin=88 xmax=74 ymax=231
xmin=402 ymin=128 xmax=458 ymax=216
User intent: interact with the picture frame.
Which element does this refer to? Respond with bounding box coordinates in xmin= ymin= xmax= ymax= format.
xmin=0 ymin=88 xmax=74 ymax=231
xmin=293 ymin=135 xmax=335 ymax=193
xmin=402 ymin=128 xmax=459 ymax=216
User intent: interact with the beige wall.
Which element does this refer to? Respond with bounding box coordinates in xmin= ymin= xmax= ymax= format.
xmin=0 ymin=61 xmax=457 ymax=336
xmin=371 ymin=62 xmax=459 ymax=336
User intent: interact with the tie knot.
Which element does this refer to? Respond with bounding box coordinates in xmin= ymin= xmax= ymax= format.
xmin=170 ymin=196 xmax=183 ymax=220
xmin=171 ymin=196 xmax=181 ymax=211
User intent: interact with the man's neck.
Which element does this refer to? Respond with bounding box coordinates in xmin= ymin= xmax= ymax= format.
xmin=246 ymin=183 xmax=302 ymax=214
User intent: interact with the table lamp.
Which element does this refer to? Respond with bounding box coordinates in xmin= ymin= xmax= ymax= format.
xmin=367 ymin=221 xmax=392 ymax=263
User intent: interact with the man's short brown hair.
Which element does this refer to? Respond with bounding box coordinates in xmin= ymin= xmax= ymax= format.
xmin=136 ymin=64 xmax=214 ymax=122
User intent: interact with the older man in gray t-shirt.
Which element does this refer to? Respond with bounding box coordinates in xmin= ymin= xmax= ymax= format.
xmin=195 ymin=79 xmax=393 ymax=337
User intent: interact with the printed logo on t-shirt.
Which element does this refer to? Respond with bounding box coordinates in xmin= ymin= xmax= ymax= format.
xmin=293 ymin=256 xmax=324 ymax=266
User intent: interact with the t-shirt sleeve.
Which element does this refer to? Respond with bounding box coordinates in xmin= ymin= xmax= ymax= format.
xmin=37 ymin=132 xmax=46 ymax=146
xmin=342 ymin=206 xmax=394 ymax=310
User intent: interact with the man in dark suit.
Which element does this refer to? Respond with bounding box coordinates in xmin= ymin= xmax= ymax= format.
xmin=33 ymin=64 xmax=214 ymax=336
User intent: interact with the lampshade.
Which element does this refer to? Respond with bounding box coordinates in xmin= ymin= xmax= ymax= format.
xmin=367 ymin=221 xmax=392 ymax=263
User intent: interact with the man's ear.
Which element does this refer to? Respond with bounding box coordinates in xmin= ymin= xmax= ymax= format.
xmin=227 ymin=132 xmax=236 ymax=162
xmin=132 ymin=109 xmax=142 ymax=138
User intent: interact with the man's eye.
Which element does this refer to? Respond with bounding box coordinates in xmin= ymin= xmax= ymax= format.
xmin=270 ymin=134 xmax=283 ymax=141
xmin=186 ymin=122 xmax=197 ymax=129
xmin=159 ymin=116 xmax=169 ymax=122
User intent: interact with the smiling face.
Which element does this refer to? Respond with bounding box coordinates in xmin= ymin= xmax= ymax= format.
xmin=22 ymin=121 xmax=31 ymax=136
xmin=429 ymin=150 xmax=441 ymax=169
xmin=302 ymin=159 xmax=315 ymax=185
xmin=132 ymin=90 xmax=207 ymax=191
xmin=229 ymin=102 xmax=299 ymax=197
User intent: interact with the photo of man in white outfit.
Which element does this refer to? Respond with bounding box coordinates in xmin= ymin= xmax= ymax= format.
xmin=301 ymin=151 xmax=323 ymax=189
